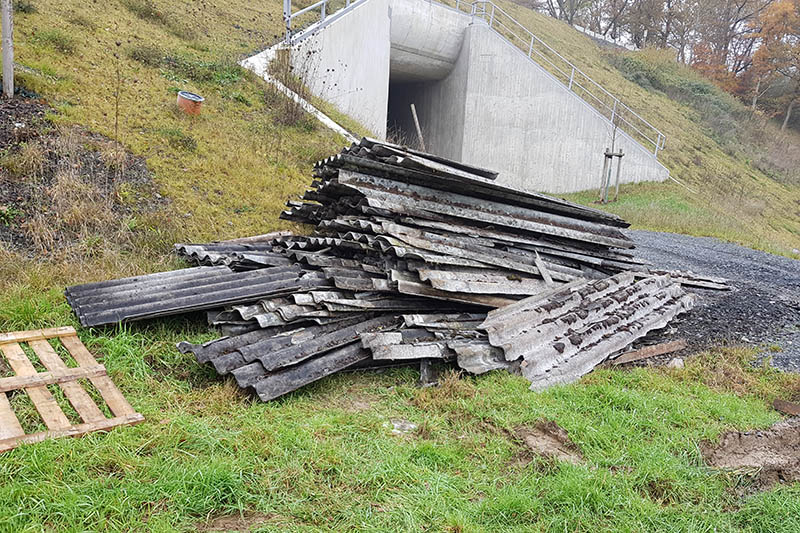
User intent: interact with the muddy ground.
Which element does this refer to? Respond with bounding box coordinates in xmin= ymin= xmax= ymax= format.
xmin=629 ymin=230 xmax=800 ymax=372
xmin=701 ymin=417 xmax=800 ymax=490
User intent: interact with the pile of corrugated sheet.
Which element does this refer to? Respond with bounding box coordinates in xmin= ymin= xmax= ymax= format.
xmin=66 ymin=138 xmax=722 ymax=401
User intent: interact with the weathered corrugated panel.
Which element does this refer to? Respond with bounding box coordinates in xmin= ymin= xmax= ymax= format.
xmin=66 ymin=266 xmax=332 ymax=327
xmin=157 ymin=140 xmax=715 ymax=401
xmin=480 ymin=274 xmax=695 ymax=390
xmin=327 ymin=142 xmax=627 ymax=227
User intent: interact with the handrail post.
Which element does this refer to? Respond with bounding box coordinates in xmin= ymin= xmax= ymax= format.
xmin=655 ymin=133 xmax=661 ymax=157
xmin=321 ymin=0 xmax=326 ymax=21
xmin=568 ymin=66 xmax=575 ymax=90
xmin=283 ymin=0 xmax=292 ymax=40
xmin=528 ymin=36 xmax=533 ymax=57
xmin=489 ymin=3 xmax=495 ymax=26
xmin=346 ymin=0 xmax=350 ymax=8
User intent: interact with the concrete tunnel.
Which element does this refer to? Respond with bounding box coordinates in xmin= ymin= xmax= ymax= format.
xmin=268 ymin=0 xmax=670 ymax=194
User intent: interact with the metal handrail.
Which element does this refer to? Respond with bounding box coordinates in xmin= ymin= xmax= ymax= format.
xmin=283 ymin=0 xmax=359 ymax=41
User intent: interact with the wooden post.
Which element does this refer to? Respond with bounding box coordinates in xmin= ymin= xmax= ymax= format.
xmin=613 ymin=148 xmax=624 ymax=202
xmin=410 ymin=103 xmax=426 ymax=151
xmin=1 ymin=0 xmax=12 ymax=98
xmin=598 ymin=149 xmax=610 ymax=202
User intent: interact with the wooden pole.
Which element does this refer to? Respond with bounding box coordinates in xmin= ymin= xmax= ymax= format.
xmin=613 ymin=148 xmax=623 ymax=202
xmin=598 ymin=149 xmax=610 ymax=202
xmin=410 ymin=103 xmax=426 ymax=151
xmin=1 ymin=0 xmax=12 ymax=98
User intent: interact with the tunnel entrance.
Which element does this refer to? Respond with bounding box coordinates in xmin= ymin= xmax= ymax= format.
xmin=386 ymin=81 xmax=432 ymax=149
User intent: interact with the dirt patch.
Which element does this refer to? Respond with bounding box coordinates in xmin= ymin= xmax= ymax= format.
xmin=700 ymin=417 xmax=800 ymax=489
xmin=515 ymin=420 xmax=584 ymax=465
xmin=195 ymin=512 xmax=274 ymax=532
xmin=0 ymin=95 xmax=166 ymax=257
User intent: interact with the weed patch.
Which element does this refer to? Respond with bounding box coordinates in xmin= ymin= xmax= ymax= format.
xmin=121 ymin=0 xmax=195 ymax=40
xmin=128 ymin=44 xmax=164 ymax=67
xmin=13 ymin=0 xmax=36 ymax=14
xmin=156 ymin=127 xmax=197 ymax=152
xmin=163 ymin=55 xmax=243 ymax=86
xmin=68 ymin=14 xmax=96 ymax=29
xmin=33 ymin=30 xmax=77 ymax=55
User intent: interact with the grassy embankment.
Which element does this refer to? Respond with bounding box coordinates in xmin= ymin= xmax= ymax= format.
xmin=0 ymin=1 xmax=798 ymax=531
xmin=497 ymin=0 xmax=800 ymax=257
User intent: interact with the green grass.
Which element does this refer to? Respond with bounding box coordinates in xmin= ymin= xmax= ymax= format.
xmin=491 ymin=2 xmax=800 ymax=257
xmin=1 ymin=1 xmax=799 ymax=530
xmin=0 ymin=285 xmax=798 ymax=531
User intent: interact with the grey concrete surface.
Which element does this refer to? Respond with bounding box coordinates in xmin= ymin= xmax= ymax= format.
xmin=289 ymin=0 xmax=391 ymax=137
xmin=276 ymin=0 xmax=669 ymax=194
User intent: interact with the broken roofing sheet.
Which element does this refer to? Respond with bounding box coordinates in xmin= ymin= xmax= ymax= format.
xmin=66 ymin=138 xmax=726 ymax=401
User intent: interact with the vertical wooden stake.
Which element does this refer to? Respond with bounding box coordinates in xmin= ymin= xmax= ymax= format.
xmin=613 ymin=149 xmax=624 ymax=202
xmin=1 ymin=0 xmax=13 ymax=98
xmin=599 ymin=150 xmax=610 ymax=202
xmin=410 ymin=103 xmax=426 ymax=151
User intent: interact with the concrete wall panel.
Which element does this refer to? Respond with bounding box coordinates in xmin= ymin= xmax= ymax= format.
xmin=456 ymin=24 xmax=669 ymax=193
xmin=290 ymin=0 xmax=392 ymax=138
xmin=389 ymin=0 xmax=471 ymax=82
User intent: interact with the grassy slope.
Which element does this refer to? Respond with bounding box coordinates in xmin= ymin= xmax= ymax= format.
xmin=0 ymin=1 xmax=799 ymax=531
xmin=496 ymin=1 xmax=800 ymax=257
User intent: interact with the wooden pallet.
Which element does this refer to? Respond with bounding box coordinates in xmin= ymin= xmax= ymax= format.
xmin=0 ymin=327 xmax=144 ymax=452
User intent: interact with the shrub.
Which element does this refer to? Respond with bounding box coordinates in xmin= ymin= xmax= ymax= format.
xmin=13 ymin=0 xmax=36 ymax=14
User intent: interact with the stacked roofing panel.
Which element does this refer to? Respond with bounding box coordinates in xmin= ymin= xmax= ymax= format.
xmin=66 ymin=139 xmax=721 ymax=400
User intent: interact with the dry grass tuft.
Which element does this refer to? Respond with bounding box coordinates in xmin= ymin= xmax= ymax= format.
xmin=673 ymin=346 xmax=800 ymax=404
xmin=2 ymin=140 xmax=46 ymax=182
xmin=413 ymin=369 xmax=476 ymax=410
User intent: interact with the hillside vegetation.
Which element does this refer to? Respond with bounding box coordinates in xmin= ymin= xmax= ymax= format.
xmin=0 ymin=1 xmax=799 ymax=531
xmin=497 ymin=0 xmax=800 ymax=257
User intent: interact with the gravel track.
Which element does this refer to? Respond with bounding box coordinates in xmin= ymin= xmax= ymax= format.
xmin=629 ymin=230 xmax=800 ymax=372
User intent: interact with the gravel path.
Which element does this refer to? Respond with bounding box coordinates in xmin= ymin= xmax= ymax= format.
xmin=628 ymin=230 xmax=800 ymax=372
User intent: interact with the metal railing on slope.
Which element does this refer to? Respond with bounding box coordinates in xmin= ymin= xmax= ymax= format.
xmin=283 ymin=0 xmax=365 ymax=43
xmin=281 ymin=0 xmax=666 ymax=157
xmin=445 ymin=0 xmax=666 ymax=157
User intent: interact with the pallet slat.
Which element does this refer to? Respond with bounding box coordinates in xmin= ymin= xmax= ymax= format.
xmin=59 ymin=335 xmax=136 ymax=417
xmin=0 ymin=343 xmax=72 ymax=431
xmin=29 ymin=340 xmax=106 ymax=423
xmin=0 ymin=393 xmax=24 ymax=440
xmin=0 ymin=327 xmax=77 ymax=345
xmin=0 ymin=365 xmax=107 ymax=393
xmin=0 ymin=413 xmax=145 ymax=453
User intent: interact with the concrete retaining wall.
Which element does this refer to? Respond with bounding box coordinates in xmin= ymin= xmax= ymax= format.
xmin=289 ymin=0 xmax=391 ymax=137
xmin=389 ymin=0 xmax=471 ymax=82
xmin=264 ymin=0 xmax=669 ymax=194
xmin=455 ymin=24 xmax=669 ymax=193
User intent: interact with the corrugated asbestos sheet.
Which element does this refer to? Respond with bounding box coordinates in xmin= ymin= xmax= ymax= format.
xmin=66 ymin=139 xmax=726 ymax=400
xmin=481 ymin=273 xmax=696 ymax=390
xmin=65 ymin=266 xmax=331 ymax=327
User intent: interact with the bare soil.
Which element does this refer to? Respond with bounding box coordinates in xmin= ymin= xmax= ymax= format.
xmin=195 ymin=512 xmax=274 ymax=532
xmin=515 ymin=420 xmax=584 ymax=465
xmin=700 ymin=417 xmax=800 ymax=489
xmin=0 ymin=96 xmax=166 ymax=256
